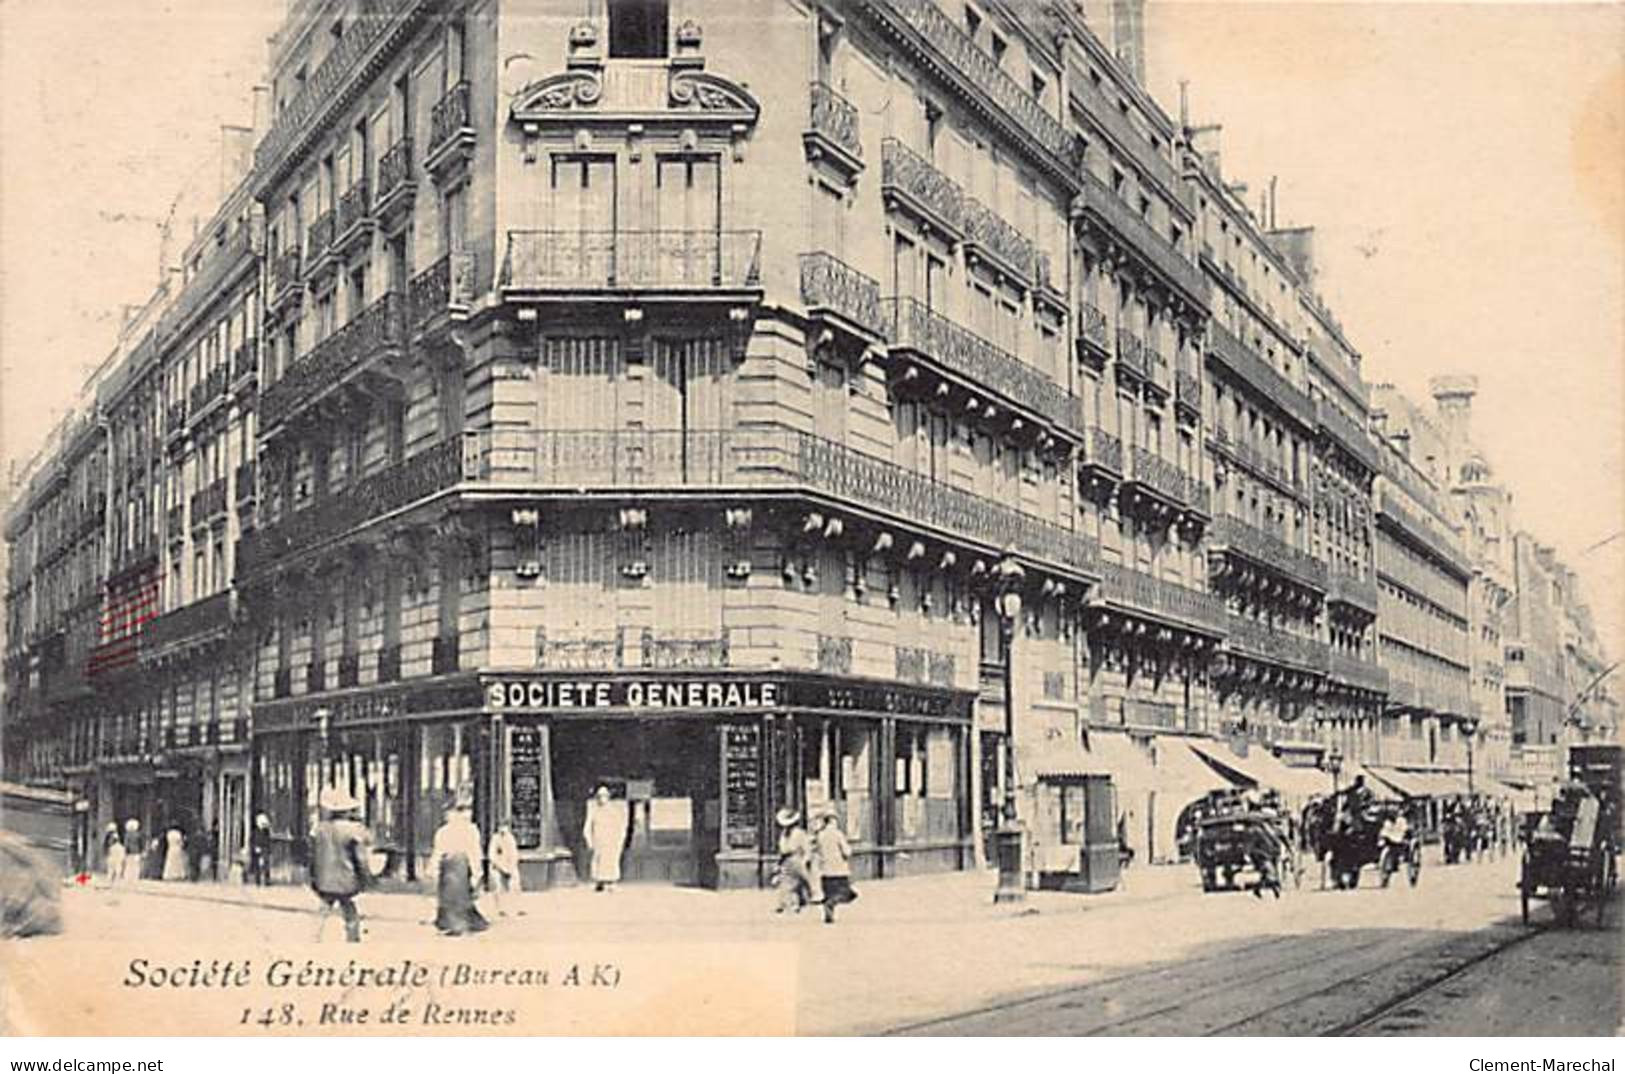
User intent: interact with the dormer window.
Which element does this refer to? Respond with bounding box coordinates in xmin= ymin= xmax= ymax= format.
xmin=609 ymin=0 xmax=669 ymax=59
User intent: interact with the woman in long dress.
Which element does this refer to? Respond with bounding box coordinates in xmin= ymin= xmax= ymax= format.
xmin=582 ymin=786 xmax=627 ymax=892
xmin=120 ymin=820 xmax=143 ymax=882
xmin=161 ymin=827 xmax=188 ymax=881
xmin=430 ymin=790 xmax=488 ymax=936
xmin=102 ymin=824 xmax=125 ymax=886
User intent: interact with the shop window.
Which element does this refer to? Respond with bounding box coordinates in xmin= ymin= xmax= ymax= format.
xmin=608 ymin=0 xmax=668 ymax=59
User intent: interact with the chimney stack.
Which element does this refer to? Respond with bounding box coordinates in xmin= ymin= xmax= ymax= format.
xmin=1111 ymin=0 xmax=1146 ymax=85
xmin=251 ymin=85 xmax=272 ymax=139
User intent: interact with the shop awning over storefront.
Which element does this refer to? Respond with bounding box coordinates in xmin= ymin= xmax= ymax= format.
xmin=1355 ymin=765 xmax=1405 ymax=801
xmin=1018 ymin=731 xmax=1109 ymax=780
xmin=1083 ymin=731 xmax=1159 ymax=789
xmin=1187 ymin=742 xmax=1328 ymax=803
xmin=1154 ymin=740 xmax=1232 ymax=809
xmin=1365 ymin=766 xmax=1477 ymax=799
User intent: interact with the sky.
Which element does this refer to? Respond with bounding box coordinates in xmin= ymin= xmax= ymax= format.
xmin=1145 ymin=1 xmax=1624 ymax=657
xmin=0 ymin=0 xmax=1620 ymax=655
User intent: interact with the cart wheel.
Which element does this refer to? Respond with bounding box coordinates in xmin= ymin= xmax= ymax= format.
xmin=1201 ymin=868 xmax=1216 ymax=893
xmin=1519 ymin=857 xmax=1531 ymax=925
xmin=1222 ymin=867 xmax=1237 ymax=890
xmin=1408 ymin=858 xmax=1420 ymax=887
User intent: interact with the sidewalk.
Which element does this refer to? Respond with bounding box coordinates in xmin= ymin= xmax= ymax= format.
xmin=100 ymin=859 xmax=1202 ymax=928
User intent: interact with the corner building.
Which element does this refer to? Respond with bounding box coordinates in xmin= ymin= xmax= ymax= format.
xmin=241 ymin=0 xmax=1163 ymax=888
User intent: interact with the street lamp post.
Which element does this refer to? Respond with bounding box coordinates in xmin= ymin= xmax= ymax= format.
xmin=1326 ymin=746 xmax=1344 ymax=796
xmin=992 ymin=556 xmax=1026 ymax=905
xmin=1458 ymin=716 xmax=1479 ymax=796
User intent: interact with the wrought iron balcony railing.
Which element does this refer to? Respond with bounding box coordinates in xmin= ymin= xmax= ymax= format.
xmin=1067 ymin=56 xmax=1184 ymax=201
xmin=409 ymin=252 xmax=476 ymax=327
xmin=880 ymin=138 xmax=964 ymax=238
xmin=1225 ymin=613 xmax=1330 ymax=672
xmin=1083 ymin=427 xmax=1124 ymax=475
xmin=1077 ymin=302 xmax=1110 ymax=360
xmin=1175 ymin=369 xmax=1201 ymax=415
xmin=376 ymin=138 xmax=413 ymax=208
xmin=337 ymin=652 xmax=360 ymax=688
xmin=464 ymin=425 xmax=1099 ymax=579
xmin=1376 ymin=489 xmax=1470 ymax=576
xmin=427 ymin=80 xmax=473 ymax=164
xmin=270 ymin=249 xmax=302 ymax=303
xmin=641 ymin=628 xmax=731 ymax=670
xmin=501 ymin=230 xmax=762 ymax=293
xmin=305 ymin=210 xmax=335 ymax=269
xmin=231 ymin=341 xmax=258 ymax=384
xmin=1315 ymin=398 xmax=1379 ymax=471
xmin=164 ymin=402 xmax=188 ymax=440
xmin=806 ymin=81 xmax=862 ymax=167
xmin=1129 ymin=447 xmax=1186 ymax=505
xmin=188 ymin=365 xmax=229 ymax=416
xmin=800 ymin=252 xmax=885 ymax=339
xmin=336 ymin=180 xmax=370 ymax=239
xmin=884 ymin=297 xmax=1082 ymax=435
xmin=536 ymin=629 xmax=625 ymax=671
xmin=253 ymin=1 xmax=424 ymax=183
xmin=1209 ymin=515 xmax=1328 ymax=589
xmin=1076 ymin=170 xmax=1207 ymax=305
xmin=1116 ymin=328 xmax=1148 ymax=380
xmin=1091 ymin=561 xmax=1226 ymax=634
xmin=1328 ymin=649 xmax=1389 ymax=693
xmin=260 ymin=291 xmax=405 ymax=430
xmin=962 ymin=196 xmax=1036 ymax=282
xmin=855 ymin=0 xmax=1080 ymax=178
xmin=238 ymin=437 xmax=461 ymax=572
xmin=140 ymin=591 xmax=231 ymax=655
xmin=1326 ymin=570 xmax=1379 ymax=615
xmin=1206 ymin=322 xmax=1314 ymax=427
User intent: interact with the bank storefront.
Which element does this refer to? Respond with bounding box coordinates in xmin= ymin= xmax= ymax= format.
xmin=252 ymin=671 xmax=976 ymax=890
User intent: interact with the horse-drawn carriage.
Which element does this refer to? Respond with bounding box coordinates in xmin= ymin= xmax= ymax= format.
xmin=1518 ymin=745 xmax=1621 ymax=927
xmin=1302 ymin=779 xmax=1422 ymax=890
xmin=1192 ymin=789 xmax=1301 ymax=895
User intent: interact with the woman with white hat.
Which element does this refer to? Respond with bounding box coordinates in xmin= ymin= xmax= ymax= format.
xmin=773 ymin=807 xmax=814 ymax=914
xmin=811 ymin=807 xmax=857 ymax=924
xmin=120 ymin=819 xmax=143 ymax=883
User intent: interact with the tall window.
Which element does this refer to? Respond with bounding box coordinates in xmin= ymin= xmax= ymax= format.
xmin=551 ymin=156 xmax=616 ymax=277
xmin=608 ymin=0 xmax=668 ymax=58
xmin=655 ymin=156 xmax=720 ymax=283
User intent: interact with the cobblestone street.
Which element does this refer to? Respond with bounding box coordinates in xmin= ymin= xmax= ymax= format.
xmin=35 ymin=852 xmax=1615 ymax=1035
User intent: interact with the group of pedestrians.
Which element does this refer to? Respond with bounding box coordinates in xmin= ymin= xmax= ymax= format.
xmin=98 ymin=818 xmax=201 ymax=884
xmin=309 ymin=784 xmax=523 ymax=943
xmin=773 ymin=805 xmax=858 ymax=924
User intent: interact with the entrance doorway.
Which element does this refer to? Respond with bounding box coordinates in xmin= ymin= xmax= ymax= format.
xmin=552 ymin=720 xmax=721 ymax=886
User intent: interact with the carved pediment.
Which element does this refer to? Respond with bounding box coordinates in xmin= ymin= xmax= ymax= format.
xmin=511 ymin=70 xmax=604 ymax=116
xmin=667 ymin=69 xmax=759 ymax=121
xmin=510 ymin=66 xmax=760 ymax=127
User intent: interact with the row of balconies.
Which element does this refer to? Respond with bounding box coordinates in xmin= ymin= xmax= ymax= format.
xmin=1092 ymin=560 xmax=1227 ymax=634
xmin=499 ymin=230 xmax=762 ymax=293
xmin=1376 ymin=488 xmax=1471 ymax=577
xmin=1206 ymin=322 xmax=1315 ymax=428
xmin=885 ymin=296 xmax=1081 ymax=434
xmin=1075 ymin=169 xmax=1207 ymax=305
xmin=1328 ymin=648 xmax=1390 ymax=693
xmin=807 ymin=82 xmax=863 ymax=172
xmin=1066 ymin=55 xmax=1185 ymax=205
xmin=464 ymin=425 xmax=1100 ymax=581
xmin=253 ymin=0 xmax=423 ymax=183
xmin=260 ymin=290 xmax=405 ymax=431
xmin=1325 ymin=569 xmax=1381 ymax=617
xmin=159 ymin=225 xmax=257 ymax=342
xmin=143 ymin=590 xmax=231 ymax=655
xmin=1315 ymin=398 xmax=1378 ymax=472
xmin=1210 ymin=425 xmax=1307 ymax=500
xmin=856 ymin=0 xmax=1081 ymax=179
xmin=1225 ymin=612 xmax=1330 ymax=672
xmin=1208 ymin=514 xmax=1328 ymax=589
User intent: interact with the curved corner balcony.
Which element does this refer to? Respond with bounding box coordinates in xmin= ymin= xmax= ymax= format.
xmin=500 ymin=230 xmax=763 ymax=305
xmin=462 ymin=425 xmax=1099 ymax=583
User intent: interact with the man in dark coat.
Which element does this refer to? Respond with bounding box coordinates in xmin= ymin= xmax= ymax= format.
xmin=310 ymin=786 xmax=373 ymax=943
